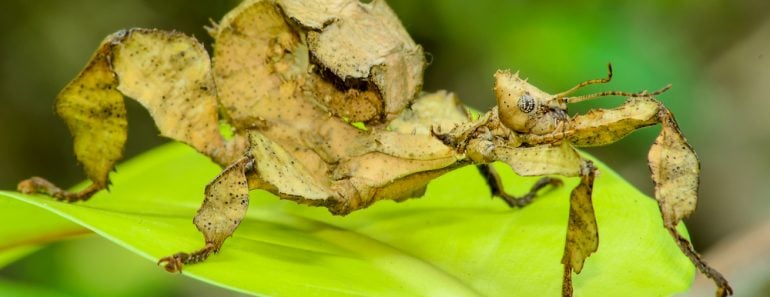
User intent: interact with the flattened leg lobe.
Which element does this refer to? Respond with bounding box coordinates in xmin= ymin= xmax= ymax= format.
xmin=649 ymin=108 xmax=732 ymax=296
xmin=561 ymin=161 xmax=598 ymax=297
xmin=158 ymin=157 xmax=252 ymax=272
xmin=486 ymin=142 xmax=599 ymax=296
xmin=18 ymin=41 xmax=126 ymax=200
xmin=19 ymin=28 xmax=229 ymax=201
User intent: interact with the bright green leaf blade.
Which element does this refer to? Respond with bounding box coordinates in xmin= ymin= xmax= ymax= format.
xmin=0 ymin=246 xmax=41 ymax=269
xmin=0 ymin=143 xmax=694 ymax=296
xmin=0 ymin=278 xmax=77 ymax=297
xmin=0 ymin=195 xmax=89 ymax=268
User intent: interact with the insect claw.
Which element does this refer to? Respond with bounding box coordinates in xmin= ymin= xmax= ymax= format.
xmin=157 ymin=253 xmax=187 ymax=273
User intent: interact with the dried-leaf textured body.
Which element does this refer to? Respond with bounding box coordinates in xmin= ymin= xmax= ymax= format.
xmin=16 ymin=0 xmax=730 ymax=296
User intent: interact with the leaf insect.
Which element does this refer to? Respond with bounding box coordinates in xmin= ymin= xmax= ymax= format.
xmin=17 ymin=0 xmax=731 ymax=296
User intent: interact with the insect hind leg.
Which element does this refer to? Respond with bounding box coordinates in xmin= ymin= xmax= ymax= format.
xmin=477 ymin=164 xmax=563 ymax=208
xmin=158 ymin=156 xmax=253 ymax=273
xmin=17 ymin=178 xmax=101 ymax=202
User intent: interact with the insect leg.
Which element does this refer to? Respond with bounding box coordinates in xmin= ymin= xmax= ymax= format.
xmin=476 ymin=164 xmax=562 ymax=208
xmin=650 ymin=108 xmax=732 ymax=296
xmin=18 ymin=29 xmax=231 ymax=202
xmin=17 ymin=177 xmax=102 ymax=202
xmin=158 ymin=156 xmax=253 ymax=273
xmin=489 ymin=142 xmax=597 ymax=296
xmin=158 ymin=130 xmax=340 ymax=272
xmin=560 ymin=160 xmax=598 ymax=297
xmin=568 ymin=96 xmax=732 ymax=296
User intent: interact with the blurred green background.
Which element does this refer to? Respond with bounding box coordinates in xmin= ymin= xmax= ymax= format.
xmin=1 ymin=0 xmax=769 ymax=296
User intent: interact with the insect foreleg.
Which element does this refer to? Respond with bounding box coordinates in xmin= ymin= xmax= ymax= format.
xmin=568 ymin=96 xmax=732 ymax=295
xmin=650 ymin=108 xmax=732 ymax=296
xmin=476 ymin=164 xmax=562 ymax=208
xmin=567 ymin=96 xmax=660 ymax=147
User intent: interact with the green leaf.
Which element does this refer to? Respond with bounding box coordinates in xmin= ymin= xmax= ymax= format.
xmin=0 ymin=278 xmax=77 ymax=297
xmin=0 ymin=143 xmax=694 ymax=296
xmin=0 ymin=195 xmax=89 ymax=268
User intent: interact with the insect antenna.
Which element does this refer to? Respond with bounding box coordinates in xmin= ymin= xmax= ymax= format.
xmin=567 ymin=84 xmax=672 ymax=103
xmin=550 ymin=63 xmax=614 ymax=100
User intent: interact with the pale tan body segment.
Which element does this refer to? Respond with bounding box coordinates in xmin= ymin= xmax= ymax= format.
xmin=17 ymin=0 xmax=730 ymax=296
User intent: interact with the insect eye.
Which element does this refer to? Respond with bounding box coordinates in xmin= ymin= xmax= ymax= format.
xmin=518 ymin=93 xmax=536 ymax=113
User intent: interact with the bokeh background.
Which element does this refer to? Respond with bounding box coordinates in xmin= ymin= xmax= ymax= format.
xmin=1 ymin=0 xmax=769 ymax=296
